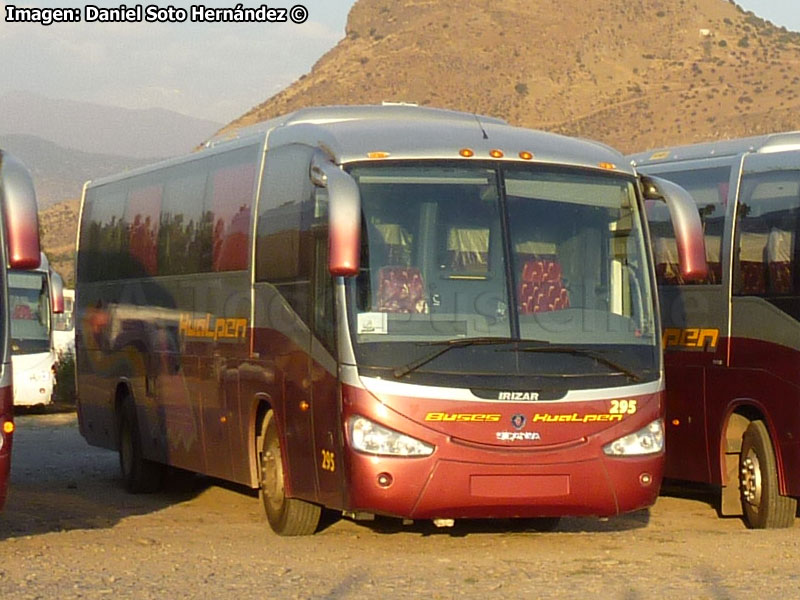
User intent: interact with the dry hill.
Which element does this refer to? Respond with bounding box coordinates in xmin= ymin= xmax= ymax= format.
xmin=222 ymin=0 xmax=800 ymax=153
xmin=40 ymin=199 xmax=80 ymax=287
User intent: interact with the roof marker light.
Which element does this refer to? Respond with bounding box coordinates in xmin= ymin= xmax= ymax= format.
xmin=489 ymin=149 xmax=504 ymax=158
xmin=598 ymin=162 xmax=617 ymax=170
xmin=367 ymin=151 xmax=391 ymax=159
xmin=519 ymin=151 xmax=534 ymax=160
xmin=459 ymin=148 xmax=475 ymax=158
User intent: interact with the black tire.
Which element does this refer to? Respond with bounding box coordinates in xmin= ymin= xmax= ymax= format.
xmin=739 ymin=420 xmax=796 ymax=529
xmin=118 ymin=400 xmax=164 ymax=494
xmin=258 ymin=410 xmax=321 ymax=536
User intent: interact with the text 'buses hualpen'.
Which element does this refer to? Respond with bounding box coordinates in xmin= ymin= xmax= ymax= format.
xmin=76 ymin=105 xmax=706 ymax=534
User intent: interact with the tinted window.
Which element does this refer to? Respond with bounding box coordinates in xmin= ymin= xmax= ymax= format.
xmin=126 ymin=178 xmax=162 ymax=277
xmin=646 ymin=166 xmax=730 ymax=285
xmin=158 ymin=160 xmax=210 ymax=275
xmin=209 ymin=145 xmax=260 ymax=272
xmin=255 ymin=144 xmax=315 ymax=282
xmin=734 ymin=170 xmax=800 ymax=307
xmin=78 ymin=183 xmax=128 ymax=282
xmin=9 ymin=271 xmax=50 ymax=354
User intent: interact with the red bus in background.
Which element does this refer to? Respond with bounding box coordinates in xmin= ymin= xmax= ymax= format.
xmin=76 ymin=105 xmax=706 ymax=535
xmin=0 ymin=150 xmax=43 ymax=510
xmin=629 ymin=132 xmax=800 ymax=528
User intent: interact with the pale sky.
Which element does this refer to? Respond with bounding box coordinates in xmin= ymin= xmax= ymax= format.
xmin=0 ymin=0 xmax=797 ymax=124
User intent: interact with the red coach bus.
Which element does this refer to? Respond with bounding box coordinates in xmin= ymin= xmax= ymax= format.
xmin=629 ymin=132 xmax=800 ymax=528
xmin=0 ymin=150 xmax=42 ymax=510
xmin=76 ymin=105 xmax=705 ymax=535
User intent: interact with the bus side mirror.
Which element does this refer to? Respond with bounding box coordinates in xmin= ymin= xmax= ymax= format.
xmin=640 ymin=175 xmax=708 ymax=282
xmin=311 ymin=154 xmax=361 ymax=277
xmin=50 ymin=271 xmax=65 ymax=314
xmin=0 ymin=151 xmax=41 ymax=270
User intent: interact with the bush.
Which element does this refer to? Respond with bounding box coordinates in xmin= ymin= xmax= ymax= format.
xmin=53 ymin=352 xmax=77 ymax=405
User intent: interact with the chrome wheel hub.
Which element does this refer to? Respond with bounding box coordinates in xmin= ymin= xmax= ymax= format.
xmin=741 ymin=450 xmax=763 ymax=508
xmin=261 ymin=447 xmax=284 ymax=508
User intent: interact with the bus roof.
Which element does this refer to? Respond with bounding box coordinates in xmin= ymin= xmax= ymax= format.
xmin=627 ymin=131 xmax=800 ymax=168
xmin=87 ymin=105 xmax=632 ymax=189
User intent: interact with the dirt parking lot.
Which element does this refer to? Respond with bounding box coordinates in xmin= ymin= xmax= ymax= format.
xmin=1 ymin=412 xmax=799 ymax=599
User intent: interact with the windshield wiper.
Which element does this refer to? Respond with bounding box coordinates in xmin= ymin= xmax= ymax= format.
xmin=516 ymin=346 xmax=642 ymax=382
xmin=392 ymin=337 xmax=539 ymax=379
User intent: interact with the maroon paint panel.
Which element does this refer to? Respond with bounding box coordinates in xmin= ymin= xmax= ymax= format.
xmin=709 ymin=337 xmax=800 ymax=495
xmin=661 ymin=365 xmax=711 ymax=483
xmin=0 ymin=385 xmax=14 ymax=511
xmin=341 ymin=385 xmax=663 ymax=519
xmin=730 ymin=337 xmax=800 ymax=390
xmin=666 ymin=336 xmax=800 ymax=494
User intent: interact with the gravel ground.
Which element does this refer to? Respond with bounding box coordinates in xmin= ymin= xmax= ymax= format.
xmin=1 ymin=412 xmax=799 ymax=599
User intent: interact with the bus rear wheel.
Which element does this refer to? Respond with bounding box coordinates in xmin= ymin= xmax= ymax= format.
xmin=118 ymin=400 xmax=163 ymax=493
xmin=258 ymin=410 xmax=321 ymax=536
xmin=739 ymin=420 xmax=796 ymax=529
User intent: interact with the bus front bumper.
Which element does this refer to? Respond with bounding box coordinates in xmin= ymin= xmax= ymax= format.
xmin=345 ymin=450 xmax=662 ymax=519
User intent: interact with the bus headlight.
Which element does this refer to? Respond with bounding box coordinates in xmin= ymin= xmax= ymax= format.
xmin=349 ymin=415 xmax=434 ymax=457
xmin=603 ymin=418 xmax=664 ymax=456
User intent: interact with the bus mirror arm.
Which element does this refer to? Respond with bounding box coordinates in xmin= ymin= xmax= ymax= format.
xmin=640 ymin=175 xmax=708 ymax=282
xmin=312 ymin=156 xmax=361 ymax=277
xmin=50 ymin=270 xmax=65 ymax=314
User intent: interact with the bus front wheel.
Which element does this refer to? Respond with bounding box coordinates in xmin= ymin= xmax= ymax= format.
xmin=118 ymin=400 xmax=163 ymax=493
xmin=739 ymin=420 xmax=796 ymax=529
xmin=258 ymin=410 xmax=321 ymax=536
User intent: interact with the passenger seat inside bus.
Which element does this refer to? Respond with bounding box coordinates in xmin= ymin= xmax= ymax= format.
xmin=517 ymin=257 xmax=570 ymax=313
xmin=12 ymin=304 xmax=33 ymax=320
xmin=768 ymin=227 xmax=794 ymax=294
xmin=376 ymin=266 xmax=429 ymax=314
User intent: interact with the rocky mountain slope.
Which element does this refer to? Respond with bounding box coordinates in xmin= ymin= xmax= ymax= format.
xmin=223 ymin=0 xmax=800 ymax=153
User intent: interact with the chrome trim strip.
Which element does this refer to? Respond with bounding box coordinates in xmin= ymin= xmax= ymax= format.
xmin=358 ymin=376 xmax=663 ymax=403
xmin=335 ymin=277 xmax=356 ymax=366
xmin=0 ymin=363 xmax=10 ymax=389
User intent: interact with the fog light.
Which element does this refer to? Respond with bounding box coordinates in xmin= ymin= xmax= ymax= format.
xmin=639 ymin=472 xmax=652 ymax=486
xmin=377 ymin=472 xmax=393 ymax=488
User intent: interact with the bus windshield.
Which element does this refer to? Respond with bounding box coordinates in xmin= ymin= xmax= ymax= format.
xmin=8 ymin=271 xmax=51 ymax=355
xmin=346 ymin=163 xmax=658 ymax=389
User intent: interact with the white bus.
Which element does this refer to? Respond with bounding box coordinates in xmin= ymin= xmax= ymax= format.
xmin=53 ymin=288 xmax=75 ymax=356
xmin=9 ymin=253 xmax=64 ymax=406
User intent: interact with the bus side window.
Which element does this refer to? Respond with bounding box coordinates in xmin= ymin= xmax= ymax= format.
xmin=158 ymin=161 xmax=210 ymax=276
xmin=645 ymin=166 xmax=729 ymax=286
xmin=734 ymin=172 xmax=800 ymax=304
xmin=79 ymin=185 xmax=128 ymax=283
xmin=209 ymin=145 xmax=260 ymax=272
